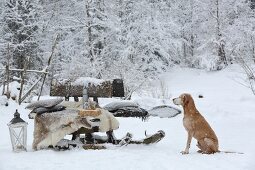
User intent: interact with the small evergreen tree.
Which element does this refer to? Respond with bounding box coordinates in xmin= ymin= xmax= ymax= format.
xmin=2 ymin=0 xmax=41 ymax=70
xmin=251 ymin=0 xmax=255 ymax=9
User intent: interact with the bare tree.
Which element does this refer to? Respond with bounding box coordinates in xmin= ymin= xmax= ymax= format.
xmin=236 ymin=57 xmax=255 ymax=95
xmin=251 ymin=36 xmax=255 ymax=64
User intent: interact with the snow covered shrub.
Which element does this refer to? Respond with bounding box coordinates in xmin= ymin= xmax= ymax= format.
xmin=0 ymin=81 xmax=20 ymax=101
xmin=236 ymin=57 xmax=255 ymax=95
xmin=8 ymin=81 xmax=20 ymax=100
xmin=195 ymin=53 xmax=225 ymax=71
xmin=151 ymin=79 xmax=171 ymax=99
xmin=1 ymin=0 xmax=41 ymax=70
xmin=149 ymin=78 xmax=171 ymax=104
xmin=0 ymin=95 xmax=8 ymax=106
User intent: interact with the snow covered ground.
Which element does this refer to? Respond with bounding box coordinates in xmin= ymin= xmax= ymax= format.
xmin=1 ymin=65 xmax=255 ymax=170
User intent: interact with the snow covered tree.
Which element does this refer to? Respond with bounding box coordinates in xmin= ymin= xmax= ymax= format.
xmin=250 ymin=0 xmax=255 ymax=9
xmin=0 ymin=0 xmax=252 ymax=98
xmin=1 ymin=0 xmax=41 ymax=70
xmin=171 ymin=0 xmax=197 ymax=67
xmin=226 ymin=0 xmax=255 ymax=63
xmin=108 ymin=0 xmax=181 ymax=75
xmin=184 ymin=0 xmax=232 ymax=70
xmin=39 ymin=0 xmax=109 ymax=81
xmin=36 ymin=0 xmax=88 ymax=82
xmin=84 ymin=0 xmax=108 ymax=78
xmin=214 ymin=0 xmax=228 ymax=68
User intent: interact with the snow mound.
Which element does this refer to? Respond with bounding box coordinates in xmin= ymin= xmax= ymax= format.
xmin=0 ymin=81 xmax=20 ymax=100
xmin=0 ymin=95 xmax=8 ymax=106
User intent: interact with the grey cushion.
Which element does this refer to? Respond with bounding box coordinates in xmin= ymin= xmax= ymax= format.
xmin=26 ymin=98 xmax=64 ymax=109
xmin=103 ymin=101 xmax=139 ymax=112
xmin=31 ymin=105 xmax=66 ymax=115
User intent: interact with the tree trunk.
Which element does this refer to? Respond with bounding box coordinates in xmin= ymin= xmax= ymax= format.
xmin=251 ymin=36 xmax=255 ymax=64
xmin=18 ymin=57 xmax=29 ymax=105
xmin=190 ymin=0 xmax=194 ymax=58
xmin=85 ymin=2 xmax=94 ymax=63
xmin=3 ymin=44 xmax=11 ymax=98
xmin=215 ymin=0 xmax=227 ymax=68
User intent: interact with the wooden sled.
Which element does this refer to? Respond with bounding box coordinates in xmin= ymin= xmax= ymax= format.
xmin=54 ymin=130 xmax=165 ymax=150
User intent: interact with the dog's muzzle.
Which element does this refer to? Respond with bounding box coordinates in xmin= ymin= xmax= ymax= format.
xmin=173 ymin=97 xmax=182 ymax=105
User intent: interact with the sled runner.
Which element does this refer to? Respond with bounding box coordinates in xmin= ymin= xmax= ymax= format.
xmin=54 ymin=130 xmax=165 ymax=150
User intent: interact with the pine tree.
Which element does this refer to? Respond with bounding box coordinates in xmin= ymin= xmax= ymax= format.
xmin=1 ymin=0 xmax=41 ymax=70
xmin=251 ymin=0 xmax=255 ymax=9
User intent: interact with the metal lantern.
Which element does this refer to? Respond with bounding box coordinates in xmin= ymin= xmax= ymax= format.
xmin=7 ymin=109 xmax=28 ymax=152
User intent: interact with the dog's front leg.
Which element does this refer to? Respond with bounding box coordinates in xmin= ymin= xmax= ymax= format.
xmin=181 ymin=132 xmax=193 ymax=154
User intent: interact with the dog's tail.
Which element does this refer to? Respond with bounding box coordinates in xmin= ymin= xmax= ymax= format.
xmin=219 ymin=151 xmax=244 ymax=154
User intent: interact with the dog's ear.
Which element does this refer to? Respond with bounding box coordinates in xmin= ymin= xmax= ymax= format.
xmin=182 ymin=94 xmax=189 ymax=106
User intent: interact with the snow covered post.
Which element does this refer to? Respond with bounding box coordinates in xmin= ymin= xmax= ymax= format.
xmin=7 ymin=110 xmax=28 ymax=152
xmin=83 ymin=81 xmax=89 ymax=109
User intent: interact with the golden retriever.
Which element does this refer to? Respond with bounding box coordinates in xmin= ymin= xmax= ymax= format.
xmin=173 ymin=93 xmax=219 ymax=154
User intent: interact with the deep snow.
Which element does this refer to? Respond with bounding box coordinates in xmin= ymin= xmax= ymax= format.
xmin=1 ymin=65 xmax=255 ymax=170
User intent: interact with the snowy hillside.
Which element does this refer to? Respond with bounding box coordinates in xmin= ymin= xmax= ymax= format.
xmin=0 ymin=65 xmax=255 ymax=170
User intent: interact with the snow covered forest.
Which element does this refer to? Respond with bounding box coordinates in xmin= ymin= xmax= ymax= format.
xmin=1 ymin=1 xmax=255 ymax=169
xmin=0 ymin=0 xmax=255 ymax=97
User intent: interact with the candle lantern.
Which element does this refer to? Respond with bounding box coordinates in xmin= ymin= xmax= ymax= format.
xmin=7 ymin=109 xmax=28 ymax=152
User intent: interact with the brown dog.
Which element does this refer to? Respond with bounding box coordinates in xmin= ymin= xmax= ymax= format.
xmin=173 ymin=93 xmax=219 ymax=154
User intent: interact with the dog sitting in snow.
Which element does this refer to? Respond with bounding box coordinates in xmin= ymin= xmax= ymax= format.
xmin=27 ymin=99 xmax=119 ymax=150
xmin=173 ymin=93 xmax=219 ymax=154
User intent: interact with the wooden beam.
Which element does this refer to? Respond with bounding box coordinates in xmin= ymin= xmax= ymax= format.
xmin=38 ymin=34 xmax=59 ymax=101
xmin=20 ymin=75 xmax=44 ymax=103
xmin=0 ymin=68 xmax=49 ymax=74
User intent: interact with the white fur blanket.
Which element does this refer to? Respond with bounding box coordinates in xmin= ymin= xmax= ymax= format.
xmin=33 ymin=109 xmax=119 ymax=150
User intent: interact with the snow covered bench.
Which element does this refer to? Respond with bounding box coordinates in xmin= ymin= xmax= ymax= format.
xmin=50 ymin=78 xmax=124 ymax=102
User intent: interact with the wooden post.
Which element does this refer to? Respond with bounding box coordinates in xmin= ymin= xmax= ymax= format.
xmin=83 ymin=81 xmax=89 ymax=109
xmin=3 ymin=44 xmax=11 ymax=98
xmin=2 ymin=67 xmax=6 ymax=95
xmin=6 ymin=44 xmax=10 ymax=97
xmin=0 ymin=37 xmax=57 ymax=104
xmin=18 ymin=57 xmax=29 ymax=105
xmin=37 ymin=34 xmax=59 ymax=101
xmin=93 ymin=97 xmax=98 ymax=104
xmin=74 ymin=97 xmax=79 ymax=102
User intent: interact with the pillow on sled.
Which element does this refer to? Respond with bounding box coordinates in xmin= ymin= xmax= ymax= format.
xmin=26 ymin=98 xmax=64 ymax=109
xmin=103 ymin=101 xmax=148 ymax=120
xmin=31 ymin=105 xmax=66 ymax=115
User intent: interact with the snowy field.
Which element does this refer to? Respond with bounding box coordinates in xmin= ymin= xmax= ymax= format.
xmin=1 ymin=65 xmax=255 ymax=170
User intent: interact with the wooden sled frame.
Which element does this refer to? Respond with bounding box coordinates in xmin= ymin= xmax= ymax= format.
xmin=54 ymin=130 xmax=165 ymax=150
